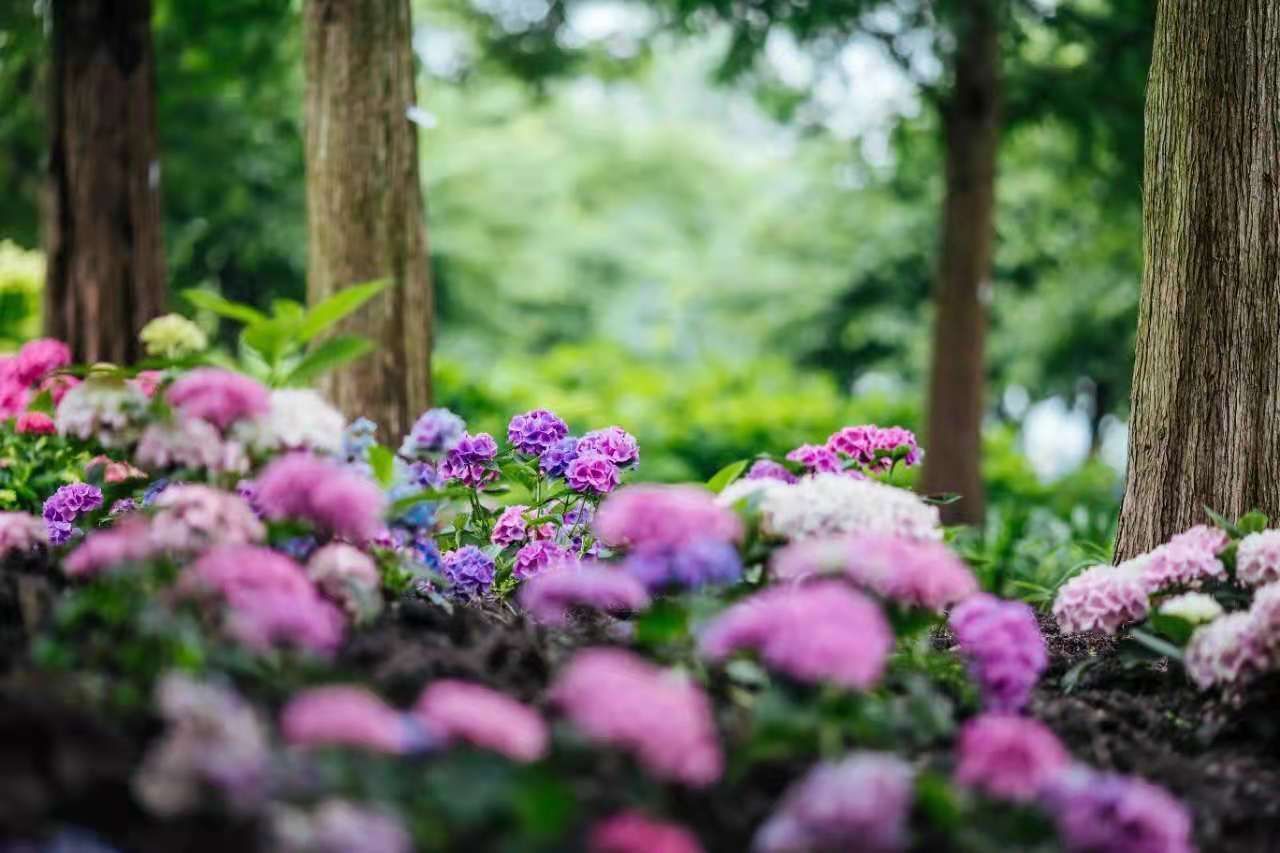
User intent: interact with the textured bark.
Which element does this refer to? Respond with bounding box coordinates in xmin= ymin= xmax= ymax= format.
xmin=920 ymin=0 xmax=1001 ymax=525
xmin=44 ymin=0 xmax=166 ymax=364
xmin=1115 ymin=1 xmax=1280 ymax=560
xmin=303 ymin=0 xmax=433 ymax=443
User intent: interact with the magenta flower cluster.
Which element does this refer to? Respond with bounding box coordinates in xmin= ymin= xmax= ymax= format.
xmin=589 ymin=811 xmax=703 ymax=853
xmin=507 ymin=408 xmax=569 ymax=456
xmin=745 ymin=458 xmax=797 ymax=484
xmin=42 ymin=482 xmax=103 ymax=545
xmin=0 ymin=338 xmax=71 ymax=418
xmin=415 ymin=679 xmax=549 ymax=763
xmin=566 ymin=452 xmax=622 ymax=494
xmin=785 ymin=443 xmax=842 ymax=474
xmin=253 ymin=453 xmax=388 ymax=543
xmin=513 ymin=539 xmax=571 ymax=580
xmin=949 ymin=593 xmax=1047 ymax=712
xmin=578 ymin=426 xmax=639 ymax=467
xmin=826 ymin=424 xmax=922 ymax=470
xmin=552 ymin=648 xmax=722 ymax=786
xmin=439 ymin=431 xmax=499 ymax=488
xmin=400 ymin=407 xmax=466 ymax=457
xmin=595 ymin=485 xmax=742 ymax=549
xmin=953 ymin=713 xmax=1069 ymax=801
xmin=518 ymin=560 xmax=651 ymax=626
xmin=166 ymin=368 xmax=270 ymax=431
xmin=1040 ymin=767 xmax=1194 ymax=853
xmin=701 ymin=580 xmax=892 ymax=690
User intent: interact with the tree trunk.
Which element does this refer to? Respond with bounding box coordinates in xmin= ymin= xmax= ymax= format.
xmin=44 ymin=0 xmax=166 ymax=364
xmin=303 ymin=0 xmax=433 ymax=443
xmin=1114 ymin=1 xmax=1280 ymax=560
xmin=919 ymin=0 xmax=1001 ymax=525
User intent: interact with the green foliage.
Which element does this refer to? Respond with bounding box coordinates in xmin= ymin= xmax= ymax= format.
xmin=0 ymin=241 xmax=42 ymax=349
xmin=0 ymin=428 xmax=88 ymax=511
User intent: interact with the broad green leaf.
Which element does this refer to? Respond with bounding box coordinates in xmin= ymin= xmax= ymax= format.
xmin=368 ymin=444 xmax=395 ymax=488
xmin=282 ymin=335 xmax=373 ymax=386
xmin=182 ymin=288 xmax=266 ymax=325
xmin=1204 ymin=506 xmax=1240 ymax=536
xmin=270 ymin=298 xmax=306 ymax=321
xmin=26 ymin=389 xmax=54 ymax=415
xmin=1237 ymin=509 xmax=1270 ymax=534
xmin=1149 ymin=612 xmax=1195 ymax=646
xmin=299 ymin=279 xmax=390 ymax=341
xmin=1127 ymin=626 xmax=1185 ymax=661
xmin=706 ymin=458 xmax=749 ymax=493
xmin=241 ymin=318 xmax=299 ymax=366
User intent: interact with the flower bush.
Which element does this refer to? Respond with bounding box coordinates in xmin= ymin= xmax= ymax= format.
xmin=0 ymin=317 xmax=1201 ymax=852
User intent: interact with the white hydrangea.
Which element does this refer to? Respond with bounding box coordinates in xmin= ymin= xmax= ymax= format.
xmin=1158 ymin=592 xmax=1224 ymax=625
xmin=55 ymin=378 xmax=149 ymax=448
xmin=139 ymin=313 xmax=208 ymax=359
xmin=744 ymin=473 xmax=941 ymax=542
xmin=1236 ymin=529 xmax=1280 ymax=587
xmin=233 ymin=389 xmax=345 ymax=456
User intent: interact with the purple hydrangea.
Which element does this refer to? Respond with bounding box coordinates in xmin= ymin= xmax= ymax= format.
xmin=441 ymin=545 xmax=495 ymax=597
xmin=142 ymin=478 xmax=171 ymax=506
xmin=745 ymin=459 xmax=798 ymax=484
xmin=954 ymin=714 xmax=1069 ymax=801
xmin=870 ymin=426 xmax=922 ymax=468
xmin=1040 ymin=767 xmax=1194 ymax=853
xmin=565 ymin=452 xmax=620 ymax=495
xmin=507 ymin=408 xmax=569 ymax=456
xmin=578 ymin=426 xmax=639 ymax=467
xmin=539 ymin=436 xmax=580 ymax=478
xmin=491 ymin=504 xmax=532 ymax=547
xmin=623 ymin=538 xmax=743 ymax=591
xmin=439 ymin=432 xmax=499 ymax=488
xmin=785 ymin=443 xmax=842 ymax=474
xmin=42 ymin=483 xmax=104 ymax=545
xmin=513 ymin=540 xmax=571 ymax=580
xmin=949 ymin=593 xmax=1048 ymax=712
xmin=400 ymin=408 xmax=466 ymax=457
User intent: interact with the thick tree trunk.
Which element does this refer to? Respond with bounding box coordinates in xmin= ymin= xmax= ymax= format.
xmin=1115 ymin=1 xmax=1280 ymax=560
xmin=44 ymin=0 xmax=166 ymax=364
xmin=920 ymin=0 xmax=1001 ymax=525
xmin=303 ymin=0 xmax=433 ymax=442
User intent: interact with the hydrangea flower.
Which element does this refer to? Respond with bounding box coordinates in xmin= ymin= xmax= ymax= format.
xmin=589 ymin=812 xmax=704 ymax=853
xmin=514 ymin=539 xmax=571 ymax=580
xmin=441 ymin=545 xmax=496 ymax=597
xmin=492 ymin=504 xmax=535 ymax=547
xmin=273 ymin=800 xmax=413 ymax=853
xmin=306 ymin=543 xmax=383 ymax=622
xmin=1236 ymin=529 xmax=1280 ymax=587
xmin=750 ymin=474 xmax=942 ymax=542
xmin=1249 ymin=581 xmax=1280 ymax=661
xmin=39 ymin=372 xmax=80 ymax=405
xmin=754 ymin=752 xmax=915 ymax=853
xmin=744 ymin=459 xmax=798 ymax=484
xmin=518 ymin=561 xmax=651 ymax=627
xmin=566 ymin=452 xmax=621 ymax=494
xmin=129 ymin=370 xmax=162 ymax=398
xmin=623 ymin=538 xmax=743 ymax=591
xmin=578 ymin=426 xmax=639 ymax=467
xmin=133 ymin=673 xmax=268 ymax=817
xmin=507 ymin=408 xmax=569 ymax=456
xmin=15 ymin=411 xmax=55 ymax=435
xmin=1052 ymin=558 xmax=1150 ymax=635
xmin=552 ymin=648 xmax=722 ymax=786
xmin=254 ymin=453 xmax=388 ymax=543
xmin=342 ymin=417 xmax=378 ymax=463
xmin=1158 ymin=592 xmax=1224 ymax=625
xmin=1143 ymin=525 xmax=1227 ymax=591
xmin=167 ymin=368 xmax=270 ymax=431
xmin=0 ymin=511 xmax=48 ymax=558
xmin=84 ymin=454 xmax=146 ymax=484
xmin=139 ymin=314 xmax=208 ymax=359
xmin=413 ymin=680 xmax=549 ymax=763
xmin=827 ymin=424 xmax=922 ymax=470
xmin=136 ymin=417 xmax=248 ymax=473
xmin=234 ymin=388 xmax=347 ymax=455
xmin=785 ymin=443 xmax=842 ymax=474
xmin=539 ymin=436 xmax=580 ymax=478
xmin=1183 ymin=611 xmax=1262 ymax=689
xmin=771 ymin=534 xmax=977 ymax=612
xmin=1040 ymin=766 xmax=1194 ymax=853
xmin=281 ymin=686 xmax=421 ymax=754
xmin=14 ymin=338 xmax=71 ymax=386
xmin=439 ymin=431 xmax=499 ymax=488
xmin=400 ymin=407 xmax=466 ymax=457
xmin=700 ymin=581 xmax=892 ymax=690
xmin=953 ymin=714 xmax=1070 ymax=801
xmin=55 ymin=378 xmax=148 ymax=447
xmin=950 ymin=593 xmax=1047 ymax=712
xmin=42 ymin=482 xmax=103 ymax=545
xmin=595 ymin=485 xmax=743 ymax=549
xmin=63 ymin=519 xmax=154 ymax=577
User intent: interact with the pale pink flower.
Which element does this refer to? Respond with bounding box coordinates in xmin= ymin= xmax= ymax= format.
xmin=1053 ymin=559 xmax=1150 ymax=635
xmin=281 ymin=686 xmax=416 ymax=754
xmin=518 ymin=561 xmax=651 ymax=626
xmin=167 ymin=368 xmax=270 ymax=431
xmin=954 ymin=714 xmax=1070 ymax=801
xmin=64 ymin=518 xmax=155 ymax=577
xmin=149 ymin=485 xmax=265 ymax=553
xmin=306 ymin=543 xmax=383 ymax=622
xmin=413 ymin=680 xmax=549 ymax=763
xmin=0 ymin=511 xmax=48 ymax=557
xmin=1236 ymin=529 xmax=1280 ymax=587
xmin=589 ymin=811 xmax=704 ymax=853
xmin=255 ymin=453 xmax=387 ymax=543
xmin=595 ymin=485 xmax=743 ymax=549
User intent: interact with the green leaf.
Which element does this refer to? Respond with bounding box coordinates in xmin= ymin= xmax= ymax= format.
xmin=500 ymin=460 xmax=539 ymax=492
xmin=1237 ymin=509 xmax=1270 ymax=534
xmin=706 ymin=458 xmax=749 ymax=493
xmin=283 ymin=335 xmax=373 ymax=386
xmin=1149 ymin=612 xmax=1195 ymax=646
xmin=1127 ymin=626 xmax=1185 ymax=661
xmin=26 ymin=389 xmax=54 ymax=415
xmin=634 ymin=599 xmax=689 ymax=648
xmin=241 ymin=319 xmax=299 ymax=366
xmin=1204 ymin=506 xmax=1241 ymax=536
xmin=299 ymin=279 xmax=389 ymax=341
xmin=368 ymin=444 xmax=395 ymax=488
xmin=924 ymin=492 xmax=963 ymax=506
xmin=182 ymin=289 xmax=266 ymax=325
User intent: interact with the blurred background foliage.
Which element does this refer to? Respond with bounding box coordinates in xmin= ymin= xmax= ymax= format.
xmin=0 ymin=0 xmax=1147 ymax=540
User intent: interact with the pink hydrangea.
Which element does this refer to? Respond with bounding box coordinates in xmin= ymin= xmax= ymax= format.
xmin=589 ymin=812 xmax=704 ymax=853
xmin=771 ymin=534 xmax=977 ymax=611
xmin=85 ymin=454 xmax=147 ymax=484
xmin=785 ymin=443 xmax=842 ymax=474
xmin=754 ymin=752 xmax=915 ymax=853
xmin=578 ymin=426 xmax=639 ymax=467
xmin=1250 ymin=582 xmax=1280 ymax=659
xmin=15 ymin=411 xmax=55 ymax=435
xmin=254 ymin=453 xmax=387 ymax=543
xmin=166 ymin=368 xmax=270 ymax=431
xmin=595 ymin=485 xmax=743 ymax=549
xmin=954 ymin=714 xmax=1070 ymax=801
xmin=0 ymin=511 xmax=48 ymax=557
xmin=552 ymin=648 xmax=722 ymax=786
xmin=518 ymin=561 xmax=651 ymax=626
xmin=306 ymin=543 xmax=382 ymax=622
xmin=130 ymin=370 xmax=164 ymax=398
xmin=1183 ymin=611 xmax=1263 ymax=689
xmin=38 ymin=373 xmax=80 ymax=406
xmin=14 ymin=338 xmax=71 ymax=386
xmin=149 ymin=485 xmax=265 ymax=553
xmin=0 ymin=373 xmax=28 ymax=419
xmin=950 ymin=593 xmax=1048 ymax=712
xmin=136 ymin=418 xmax=247 ymax=473
xmin=413 ymin=680 xmax=549 ymax=763
xmin=513 ymin=539 xmax=571 ymax=580
xmin=1052 ymin=560 xmax=1150 ymax=635
xmin=438 ymin=431 xmax=499 ymax=488
xmin=826 ymin=425 xmax=878 ymax=462
xmin=1142 ymin=525 xmax=1227 ymax=591
xmin=1040 ymin=766 xmax=1194 ymax=853
xmin=1236 ymin=529 xmax=1280 ymax=587
xmin=699 ymin=581 xmax=892 ymax=690
xmin=64 ymin=518 xmax=155 ymax=577
xmin=566 ymin=452 xmax=621 ymax=495
xmin=745 ymin=459 xmax=798 ymax=484
xmin=281 ymin=686 xmax=416 ymax=754
xmin=827 ymin=424 xmax=922 ymax=469
xmin=492 ymin=504 xmax=531 ymax=546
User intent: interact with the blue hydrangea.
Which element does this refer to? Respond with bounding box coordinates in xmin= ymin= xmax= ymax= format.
xmin=400 ymin=408 xmax=466 ymax=458
xmin=623 ymin=538 xmax=742 ymax=591
xmin=539 ymin=436 xmax=580 ymax=478
xmin=441 ymin=545 xmax=495 ymax=597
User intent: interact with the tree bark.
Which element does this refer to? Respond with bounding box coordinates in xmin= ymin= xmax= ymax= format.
xmin=303 ymin=0 xmax=433 ymax=443
xmin=920 ymin=0 xmax=1001 ymax=525
xmin=44 ymin=0 xmax=166 ymax=364
xmin=1114 ymin=1 xmax=1280 ymax=560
